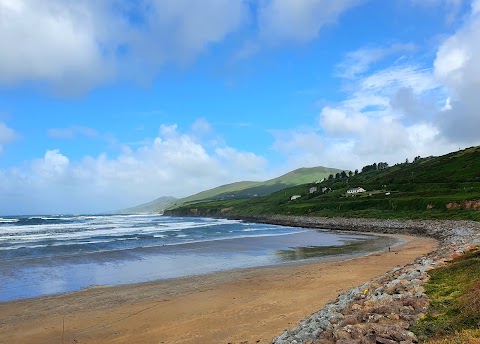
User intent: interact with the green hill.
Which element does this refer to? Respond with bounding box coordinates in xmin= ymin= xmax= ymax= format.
xmin=165 ymin=146 xmax=480 ymax=220
xmin=115 ymin=196 xmax=177 ymax=214
xmin=166 ymin=166 xmax=343 ymax=208
xmin=120 ymin=166 xmax=342 ymax=214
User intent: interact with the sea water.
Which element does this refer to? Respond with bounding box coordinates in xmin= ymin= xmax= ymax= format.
xmin=0 ymin=215 xmax=394 ymax=301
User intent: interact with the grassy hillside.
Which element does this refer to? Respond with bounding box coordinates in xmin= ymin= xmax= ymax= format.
xmin=165 ymin=146 xmax=480 ymax=220
xmin=167 ymin=181 xmax=262 ymax=208
xmin=413 ymin=246 xmax=480 ymax=342
xmin=264 ymin=166 xmax=342 ymax=185
xmin=167 ymin=166 xmax=342 ymax=208
xmin=115 ymin=196 xmax=177 ymax=214
xmin=120 ymin=166 xmax=342 ymax=214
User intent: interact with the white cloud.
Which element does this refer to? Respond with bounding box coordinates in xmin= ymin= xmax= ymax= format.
xmin=126 ymin=0 xmax=247 ymax=73
xmin=336 ymin=43 xmax=417 ymax=79
xmin=325 ymin=62 xmax=454 ymax=164
xmin=359 ymin=66 xmax=439 ymax=96
xmin=215 ymin=147 xmax=267 ymax=175
xmin=270 ymin=2 xmax=480 ymax=172
xmin=320 ymin=107 xmax=369 ymax=135
xmin=389 ymin=87 xmax=436 ymax=120
xmin=272 ymin=46 xmax=458 ymax=170
xmin=232 ymin=0 xmax=360 ymax=61
xmin=0 ymin=0 xmax=247 ymax=94
xmin=434 ymin=1 xmax=480 ymax=142
xmin=32 ymin=149 xmax=70 ymax=178
xmin=0 ymin=0 xmax=115 ymax=94
xmin=258 ymin=0 xmax=359 ymax=44
xmin=273 ymin=118 xmax=455 ymax=172
xmin=190 ymin=118 xmax=213 ymax=135
xmin=0 ymin=123 xmax=269 ymax=214
xmin=0 ymin=122 xmax=16 ymax=154
xmin=271 ymin=129 xmax=330 ymax=169
xmin=473 ymin=0 xmax=480 ymax=14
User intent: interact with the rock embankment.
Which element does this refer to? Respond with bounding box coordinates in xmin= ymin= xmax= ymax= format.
xmin=263 ymin=216 xmax=480 ymax=344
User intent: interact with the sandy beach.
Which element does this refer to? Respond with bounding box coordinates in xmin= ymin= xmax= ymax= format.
xmin=0 ymin=233 xmax=436 ymax=344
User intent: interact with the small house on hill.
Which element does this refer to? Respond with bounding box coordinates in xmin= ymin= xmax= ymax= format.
xmin=309 ymin=186 xmax=317 ymax=194
xmin=290 ymin=195 xmax=302 ymax=200
xmin=346 ymin=187 xmax=366 ymax=195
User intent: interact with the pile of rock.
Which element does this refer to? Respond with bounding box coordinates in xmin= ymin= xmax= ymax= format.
xmin=272 ymin=217 xmax=480 ymax=344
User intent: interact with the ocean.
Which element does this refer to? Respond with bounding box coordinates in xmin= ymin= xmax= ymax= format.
xmin=0 ymin=215 xmax=395 ymax=301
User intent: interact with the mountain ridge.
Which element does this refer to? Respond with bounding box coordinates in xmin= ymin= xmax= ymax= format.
xmin=119 ymin=165 xmax=343 ymax=214
xmin=114 ymin=196 xmax=177 ymax=214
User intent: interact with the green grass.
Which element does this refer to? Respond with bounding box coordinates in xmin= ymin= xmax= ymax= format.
xmin=262 ymin=166 xmax=343 ymax=186
xmin=167 ymin=181 xmax=262 ymax=207
xmin=413 ymin=247 xmax=480 ymax=341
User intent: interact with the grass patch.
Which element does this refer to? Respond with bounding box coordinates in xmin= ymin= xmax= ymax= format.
xmin=413 ymin=247 xmax=480 ymax=342
xmin=424 ymin=329 xmax=480 ymax=344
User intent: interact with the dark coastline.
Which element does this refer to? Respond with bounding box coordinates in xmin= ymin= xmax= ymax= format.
xmin=170 ymin=214 xmax=454 ymax=241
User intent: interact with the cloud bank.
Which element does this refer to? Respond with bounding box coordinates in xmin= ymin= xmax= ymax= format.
xmin=0 ymin=123 xmax=268 ymax=215
xmin=0 ymin=0 xmax=247 ymax=94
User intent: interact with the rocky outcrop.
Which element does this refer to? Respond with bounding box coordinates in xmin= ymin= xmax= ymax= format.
xmin=270 ymin=216 xmax=480 ymax=344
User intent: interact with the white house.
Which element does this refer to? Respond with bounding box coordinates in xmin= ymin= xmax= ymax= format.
xmin=290 ymin=195 xmax=302 ymax=200
xmin=309 ymin=186 xmax=318 ymax=194
xmin=346 ymin=187 xmax=366 ymax=195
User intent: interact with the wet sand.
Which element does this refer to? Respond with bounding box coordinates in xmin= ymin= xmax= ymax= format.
xmin=0 ymin=234 xmax=436 ymax=344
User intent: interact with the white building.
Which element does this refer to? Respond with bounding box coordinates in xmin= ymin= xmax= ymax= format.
xmin=290 ymin=195 xmax=302 ymax=200
xmin=346 ymin=187 xmax=366 ymax=195
xmin=309 ymin=187 xmax=317 ymax=194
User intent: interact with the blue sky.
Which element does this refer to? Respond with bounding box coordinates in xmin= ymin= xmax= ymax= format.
xmin=1 ymin=0 xmax=480 ymax=214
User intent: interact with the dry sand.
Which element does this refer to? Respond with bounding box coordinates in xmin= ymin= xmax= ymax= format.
xmin=0 ymin=234 xmax=436 ymax=344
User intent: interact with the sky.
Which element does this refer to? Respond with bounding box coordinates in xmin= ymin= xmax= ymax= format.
xmin=1 ymin=0 xmax=480 ymax=215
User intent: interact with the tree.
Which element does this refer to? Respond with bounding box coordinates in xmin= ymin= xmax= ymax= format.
xmin=354 ymin=169 xmax=358 ymax=175
xmin=362 ymin=162 xmax=389 ymax=173
xmin=335 ymin=172 xmax=341 ymax=179
xmin=341 ymin=171 xmax=347 ymax=178
xmin=362 ymin=164 xmax=375 ymax=173
xmin=348 ymin=170 xmax=353 ymax=177
xmin=328 ymin=174 xmax=334 ymax=180
xmin=378 ymin=162 xmax=389 ymax=170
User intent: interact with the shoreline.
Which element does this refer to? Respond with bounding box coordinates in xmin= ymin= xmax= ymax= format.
xmin=0 ymin=227 xmax=397 ymax=303
xmin=267 ymin=216 xmax=480 ymax=343
xmin=0 ymin=230 xmax=404 ymax=305
xmin=0 ymin=220 xmax=438 ymax=344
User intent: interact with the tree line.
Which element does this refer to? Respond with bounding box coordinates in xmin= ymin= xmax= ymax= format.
xmin=326 ymin=161 xmax=391 ymax=181
xmin=361 ymin=162 xmax=389 ymax=173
